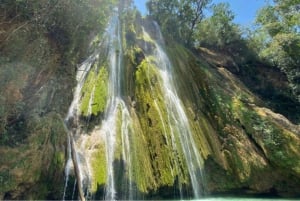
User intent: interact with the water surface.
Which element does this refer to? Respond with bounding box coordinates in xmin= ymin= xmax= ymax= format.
xmin=193 ymin=198 xmax=299 ymax=201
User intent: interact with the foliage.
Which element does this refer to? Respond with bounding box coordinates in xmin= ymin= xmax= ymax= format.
xmin=195 ymin=3 xmax=243 ymax=52
xmin=0 ymin=61 xmax=30 ymax=145
xmin=0 ymin=0 xmax=116 ymax=60
xmin=146 ymin=0 xmax=211 ymax=45
xmin=254 ymin=1 xmax=300 ymax=101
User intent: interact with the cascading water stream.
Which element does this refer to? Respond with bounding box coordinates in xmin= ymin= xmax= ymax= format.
xmin=102 ymin=13 xmax=122 ymax=201
xmin=89 ymin=11 xmax=134 ymax=200
xmin=143 ymin=25 xmax=204 ymax=198
xmin=62 ymin=133 xmax=72 ymax=200
xmin=156 ymin=45 xmax=204 ymax=197
xmin=63 ymin=52 xmax=100 ymax=201
xmin=63 ymin=9 xmax=134 ymax=200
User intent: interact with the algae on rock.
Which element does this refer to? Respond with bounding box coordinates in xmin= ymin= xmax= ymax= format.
xmin=80 ymin=64 xmax=109 ymax=117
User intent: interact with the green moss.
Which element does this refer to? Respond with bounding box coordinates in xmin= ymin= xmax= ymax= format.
xmin=53 ymin=152 xmax=64 ymax=168
xmin=91 ymin=143 xmax=107 ymax=193
xmin=114 ymin=105 xmax=124 ymax=161
xmin=126 ymin=46 xmax=143 ymax=66
xmin=134 ymin=57 xmax=191 ymax=192
xmin=80 ymin=64 xmax=108 ymax=117
xmin=90 ymin=34 xmax=101 ymax=52
xmin=129 ymin=112 xmax=157 ymax=193
xmin=92 ymin=67 xmax=108 ymax=115
xmin=136 ymin=30 xmax=154 ymax=44
xmin=80 ymin=70 xmax=95 ymax=116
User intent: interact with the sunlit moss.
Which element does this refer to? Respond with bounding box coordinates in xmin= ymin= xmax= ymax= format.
xmin=92 ymin=67 xmax=108 ymax=115
xmin=80 ymin=64 xmax=108 ymax=117
xmin=134 ymin=57 xmax=192 ymax=191
xmin=129 ymin=111 xmax=157 ymax=193
xmin=136 ymin=30 xmax=154 ymax=44
xmin=90 ymin=143 xmax=107 ymax=193
xmin=114 ymin=105 xmax=123 ymax=161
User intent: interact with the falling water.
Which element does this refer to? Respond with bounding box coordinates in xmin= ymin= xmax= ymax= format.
xmin=99 ymin=12 xmax=134 ymax=200
xmin=71 ymin=179 xmax=77 ymax=200
xmin=156 ymin=45 xmax=204 ymax=197
xmin=63 ymin=7 xmax=203 ymax=199
xmin=62 ymin=51 xmax=100 ymax=200
xmin=62 ymin=134 xmax=72 ymax=200
xmin=63 ymin=6 xmax=137 ymax=200
xmin=63 ymin=10 xmax=134 ymax=200
xmin=143 ymin=25 xmax=204 ymax=198
xmin=119 ymin=101 xmax=134 ymax=200
xmin=102 ymin=13 xmax=122 ymax=201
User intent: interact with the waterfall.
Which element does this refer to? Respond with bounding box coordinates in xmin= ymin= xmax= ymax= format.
xmin=155 ymin=44 xmax=204 ymax=198
xmin=63 ymin=8 xmax=203 ymax=200
xmin=142 ymin=24 xmax=204 ymax=198
xmin=62 ymin=52 xmax=99 ymax=201
xmin=63 ymin=9 xmax=134 ymax=200
xmin=100 ymin=12 xmax=134 ymax=200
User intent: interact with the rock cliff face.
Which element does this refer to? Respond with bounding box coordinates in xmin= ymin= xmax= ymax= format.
xmin=119 ymin=16 xmax=300 ymax=198
xmin=0 ymin=23 xmax=72 ymax=199
xmin=0 ymin=8 xmax=300 ymax=200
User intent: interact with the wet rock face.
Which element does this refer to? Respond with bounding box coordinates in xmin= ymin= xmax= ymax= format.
xmin=0 ymin=17 xmax=73 ymax=200
xmin=95 ymin=16 xmax=300 ymax=198
xmin=162 ymin=41 xmax=300 ymax=197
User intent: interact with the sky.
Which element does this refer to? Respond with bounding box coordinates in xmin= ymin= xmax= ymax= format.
xmin=133 ymin=0 xmax=271 ymax=26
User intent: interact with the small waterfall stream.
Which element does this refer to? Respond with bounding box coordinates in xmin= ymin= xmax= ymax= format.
xmin=99 ymin=12 xmax=134 ymax=200
xmin=142 ymin=25 xmax=204 ymax=198
xmin=63 ymin=52 xmax=99 ymax=201
xmin=63 ymin=9 xmax=134 ymax=200
xmin=155 ymin=44 xmax=204 ymax=198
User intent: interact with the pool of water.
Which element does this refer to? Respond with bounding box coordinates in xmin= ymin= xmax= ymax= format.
xmin=192 ymin=198 xmax=299 ymax=201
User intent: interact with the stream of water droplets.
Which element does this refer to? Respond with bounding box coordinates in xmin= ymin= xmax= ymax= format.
xmin=142 ymin=24 xmax=204 ymax=198
xmin=63 ymin=10 xmax=134 ymax=200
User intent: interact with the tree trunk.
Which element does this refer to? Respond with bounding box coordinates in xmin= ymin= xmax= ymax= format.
xmin=70 ymin=133 xmax=86 ymax=201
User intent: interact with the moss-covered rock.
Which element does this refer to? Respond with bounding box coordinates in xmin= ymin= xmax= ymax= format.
xmin=90 ymin=141 xmax=107 ymax=193
xmin=0 ymin=113 xmax=67 ymax=200
xmin=80 ymin=64 xmax=108 ymax=117
xmin=160 ymin=39 xmax=300 ymax=197
xmin=0 ymin=5 xmax=87 ymax=199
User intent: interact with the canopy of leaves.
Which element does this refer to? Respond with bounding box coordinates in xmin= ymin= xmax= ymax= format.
xmin=146 ymin=0 xmax=211 ymax=45
xmin=0 ymin=0 xmax=116 ymax=53
xmin=195 ymin=2 xmax=250 ymax=60
xmin=254 ymin=0 xmax=300 ymax=101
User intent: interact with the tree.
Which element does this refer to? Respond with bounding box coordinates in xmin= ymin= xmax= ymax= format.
xmin=255 ymin=1 xmax=300 ymax=101
xmin=178 ymin=0 xmax=211 ymax=45
xmin=195 ymin=3 xmax=242 ymax=50
xmin=146 ymin=0 xmax=211 ymax=46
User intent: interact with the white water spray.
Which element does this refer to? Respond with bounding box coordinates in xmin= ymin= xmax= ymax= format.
xmin=63 ymin=9 xmax=135 ymax=200
xmin=143 ymin=24 xmax=204 ymax=198
xmin=96 ymin=11 xmax=134 ymax=200
xmin=62 ymin=54 xmax=99 ymax=201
